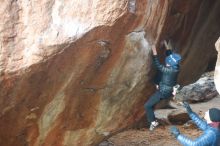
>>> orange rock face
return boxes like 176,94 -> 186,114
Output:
0,0 -> 220,145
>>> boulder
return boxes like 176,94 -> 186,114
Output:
175,72 -> 218,102
0,0 -> 220,145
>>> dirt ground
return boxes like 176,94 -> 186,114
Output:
100,125 -> 202,146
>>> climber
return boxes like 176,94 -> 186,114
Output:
170,102 -> 220,146
144,41 -> 182,131
154,40 -> 174,89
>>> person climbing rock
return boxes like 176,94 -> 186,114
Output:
170,102 -> 220,146
144,42 -> 182,131
153,40 -> 173,89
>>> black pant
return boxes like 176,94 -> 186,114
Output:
144,91 -> 168,123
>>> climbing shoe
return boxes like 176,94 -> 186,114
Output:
172,84 -> 181,95
149,121 -> 159,131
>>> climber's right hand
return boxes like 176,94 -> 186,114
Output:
151,45 -> 157,55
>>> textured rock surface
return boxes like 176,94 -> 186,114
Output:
0,0 -> 220,146
175,72 -> 218,102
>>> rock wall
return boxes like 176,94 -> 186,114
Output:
0,0 -> 220,146
215,37 -> 220,93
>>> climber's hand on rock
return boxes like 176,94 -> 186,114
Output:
163,40 -> 169,49
152,45 -> 157,55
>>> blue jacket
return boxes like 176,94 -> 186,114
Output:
154,50 -> 173,85
177,111 -> 220,146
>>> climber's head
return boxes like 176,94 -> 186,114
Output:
165,53 -> 181,68
204,108 -> 220,123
